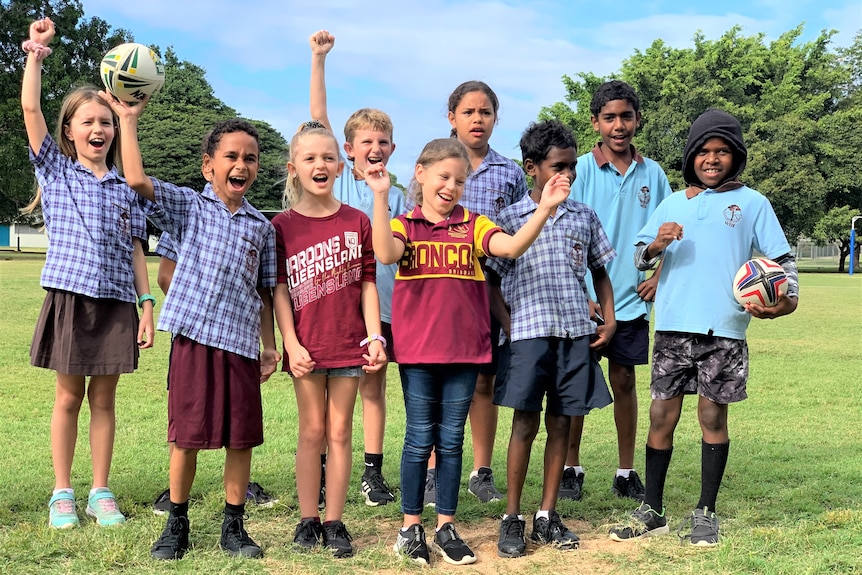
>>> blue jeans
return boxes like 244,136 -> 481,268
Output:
399,364 -> 478,516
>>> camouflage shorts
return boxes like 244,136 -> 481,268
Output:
651,332 -> 749,404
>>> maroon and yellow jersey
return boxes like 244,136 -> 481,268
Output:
391,205 -> 502,364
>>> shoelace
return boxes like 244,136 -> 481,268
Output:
53,499 -> 74,514
501,517 -> 524,538
691,511 -> 716,530
561,474 -> 580,490
96,497 -> 119,512
366,472 -> 393,493
327,522 -> 353,542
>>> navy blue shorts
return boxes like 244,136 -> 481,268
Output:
600,315 -> 650,366
494,336 -> 613,416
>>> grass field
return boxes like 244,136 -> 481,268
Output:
0,252 -> 860,574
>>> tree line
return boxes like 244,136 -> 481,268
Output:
1,1 -> 859,269
540,26 -> 862,271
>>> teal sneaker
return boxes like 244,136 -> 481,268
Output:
48,491 -> 79,529
86,488 -> 126,526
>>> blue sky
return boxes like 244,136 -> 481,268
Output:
79,0 -> 860,182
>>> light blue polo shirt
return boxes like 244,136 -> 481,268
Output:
636,185 -> 791,340
333,165 -> 407,323
572,144 -> 672,321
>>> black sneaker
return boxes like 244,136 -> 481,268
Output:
152,488 -> 171,516
293,518 -> 323,550
393,523 -> 430,565
468,466 -> 504,503
530,510 -> 579,550
423,468 -> 436,507
678,507 -> 720,547
497,515 -> 526,558
150,514 -> 190,560
220,514 -> 263,558
558,468 -> 584,501
431,522 -> 477,565
612,470 -> 645,501
323,520 -> 354,558
361,467 -> 395,507
246,482 -> 278,507
609,503 -> 670,541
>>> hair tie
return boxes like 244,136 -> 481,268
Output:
302,119 -> 326,131
22,40 -> 52,61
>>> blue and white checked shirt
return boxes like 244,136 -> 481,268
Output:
147,181 -> 276,359
487,195 -> 616,342
460,147 -> 529,219
154,231 -> 177,261
31,134 -> 146,302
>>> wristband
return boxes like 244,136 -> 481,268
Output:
360,334 -> 387,349
137,293 -> 156,308
22,40 -> 52,61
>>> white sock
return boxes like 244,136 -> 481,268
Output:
616,468 -> 634,478
53,488 -> 73,496
502,513 -> 525,521
535,510 -> 549,520
89,486 -> 107,496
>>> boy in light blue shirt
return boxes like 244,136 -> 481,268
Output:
609,108 -> 798,547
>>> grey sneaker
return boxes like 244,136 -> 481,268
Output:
558,468 -> 584,501
423,468 -> 436,507
530,510 -> 579,550
468,466 -> 504,503
497,515 -> 526,558
393,523 -> 430,565
609,503 -> 670,541
678,507 -> 720,547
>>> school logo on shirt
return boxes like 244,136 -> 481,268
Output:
723,205 -> 743,228
114,203 -> 131,236
571,242 -> 585,268
638,186 -> 651,208
246,248 -> 259,275
344,231 -> 359,249
494,196 -> 506,215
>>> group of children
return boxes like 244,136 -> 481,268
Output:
22,17 -> 799,566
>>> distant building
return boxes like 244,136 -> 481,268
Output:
0,223 -> 48,249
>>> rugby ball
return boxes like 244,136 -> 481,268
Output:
733,258 -> 788,307
100,43 -> 165,104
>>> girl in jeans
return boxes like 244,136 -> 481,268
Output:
368,138 -> 569,565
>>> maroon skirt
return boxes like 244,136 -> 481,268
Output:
30,289 -> 139,375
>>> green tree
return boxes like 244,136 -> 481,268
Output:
541,25 -> 862,248
0,0 -> 129,222
811,206 -> 862,273
139,47 -> 288,212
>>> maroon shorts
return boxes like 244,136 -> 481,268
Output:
167,335 -> 263,450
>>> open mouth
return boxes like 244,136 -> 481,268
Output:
437,192 -> 454,202
368,157 -> 382,164
228,176 -> 247,191
89,138 -> 105,150
312,174 -> 329,183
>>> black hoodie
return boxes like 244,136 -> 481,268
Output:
682,109 -> 747,188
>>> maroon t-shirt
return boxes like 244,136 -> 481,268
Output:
391,205 -> 501,364
273,204 -> 375,369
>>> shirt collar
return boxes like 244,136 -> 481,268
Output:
590,142 -> 644,169
406,204 -> 470,224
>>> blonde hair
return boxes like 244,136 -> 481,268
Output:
23,86 -> 122,214
283,124 -> 339,210
408,138 -> 471,207
343,108 -> 394,145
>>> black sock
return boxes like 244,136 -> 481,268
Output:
364,453 -> 383,469
169,500 -> 189,518
643,445 -> 673,512
224,501 -> 245,518
696,439 -> 730,513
